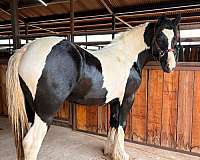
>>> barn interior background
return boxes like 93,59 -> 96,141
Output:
1,0 -> 200,157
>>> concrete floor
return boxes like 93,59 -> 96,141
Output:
0,117 -> 200,160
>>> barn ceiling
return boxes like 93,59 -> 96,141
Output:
0,0 -> 200,38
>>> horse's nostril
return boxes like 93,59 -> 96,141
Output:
166,64 -> 170,70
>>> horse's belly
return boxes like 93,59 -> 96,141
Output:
68,76 -> 108,105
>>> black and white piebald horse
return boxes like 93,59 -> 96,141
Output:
6,15 -> 181,160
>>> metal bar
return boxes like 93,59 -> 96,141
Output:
112,14 -> 116,39
115,16 -> 133,28
76,41 -> 110,46
0,29 -> 125,40
10,0 -> 21,50
85,34 -> 88,49
29,24 -> 59,34
25,23 -> 29,43
70,0 -> 74,42
181,37 -> 200,42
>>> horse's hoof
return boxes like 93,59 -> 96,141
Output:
112,151 -> 129,160
104,143 -> 110,155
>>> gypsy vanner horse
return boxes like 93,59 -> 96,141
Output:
6,15 -> 180,160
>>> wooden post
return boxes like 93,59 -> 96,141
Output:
70,0 -> 76,130
70,0 -> 74,42
10,0 -> 21,50
25,23 -> 29,43
112,14 -> 116,39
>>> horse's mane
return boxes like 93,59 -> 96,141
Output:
109,22 -> 149,46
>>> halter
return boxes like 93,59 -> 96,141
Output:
151,24 -> 175,61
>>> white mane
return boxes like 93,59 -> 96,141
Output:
100,22 -> 149,51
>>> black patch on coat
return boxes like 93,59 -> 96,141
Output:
33,40 -> 107,124
34,40 -> 82,124
68,45 -> 107,105
19,75 -> 35,123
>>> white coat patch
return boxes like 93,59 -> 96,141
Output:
19,36 -> 64,99
23,113 -> 47,160
89,23 -> 149,104
162,29 -> 174,49
162,29 -> 176,71
167,51 -> 176,71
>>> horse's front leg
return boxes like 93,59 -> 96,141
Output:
112,95 -> 135,160
104,99 -> 120,156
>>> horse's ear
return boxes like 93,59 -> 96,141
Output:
173,14 -> 181,26
157,15 -> 167,25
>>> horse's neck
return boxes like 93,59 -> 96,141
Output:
136,49 -> 154,74
97,23 -> 148,62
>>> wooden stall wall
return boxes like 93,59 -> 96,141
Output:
55,101 -> 70,122
180,46 -> 200,62
0,62 -> 70,123
0,64 -> 7,116
75,65 -> 200,155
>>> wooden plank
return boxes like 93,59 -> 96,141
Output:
0,86 -> 3,115
0,65 -> 7,115
125,111 -> 132,139
161,71 -> 179,148
56,101 -> 70,121
147,70 -> 163,145
86,106 -> 98,133
97,105 -> 108,135
191,71 -> 200,153
177,71 -> 194,151
131,69 -> 148,142
76,104 -> 87,131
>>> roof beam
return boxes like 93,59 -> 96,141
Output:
0,6 -> 58,34
115,0 -> 200,16
99,0 -> 113,14
18,0 -> 72,9
0,7 -> 24,23
99,0 -> 132,28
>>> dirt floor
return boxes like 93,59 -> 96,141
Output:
0,117 -> 200,160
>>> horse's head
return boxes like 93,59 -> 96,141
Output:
150,15 -> 181,73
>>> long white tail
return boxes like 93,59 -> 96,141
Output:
6,46 -> 29,160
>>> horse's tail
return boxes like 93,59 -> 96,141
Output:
6,45 -> 29,160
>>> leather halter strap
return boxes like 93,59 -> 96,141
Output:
151,24 -> 175,60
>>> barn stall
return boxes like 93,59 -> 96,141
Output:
1,0 -> 200,159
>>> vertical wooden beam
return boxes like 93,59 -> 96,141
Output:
70,0 -> 76,130
10,0 -> 21,50
112,14 -> 116,39
70,0 -> 74,42
25,23 -> 29,43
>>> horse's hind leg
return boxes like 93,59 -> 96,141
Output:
21,76 -> 76,160
104,99 -> 119,156
22,113 -> 48,160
